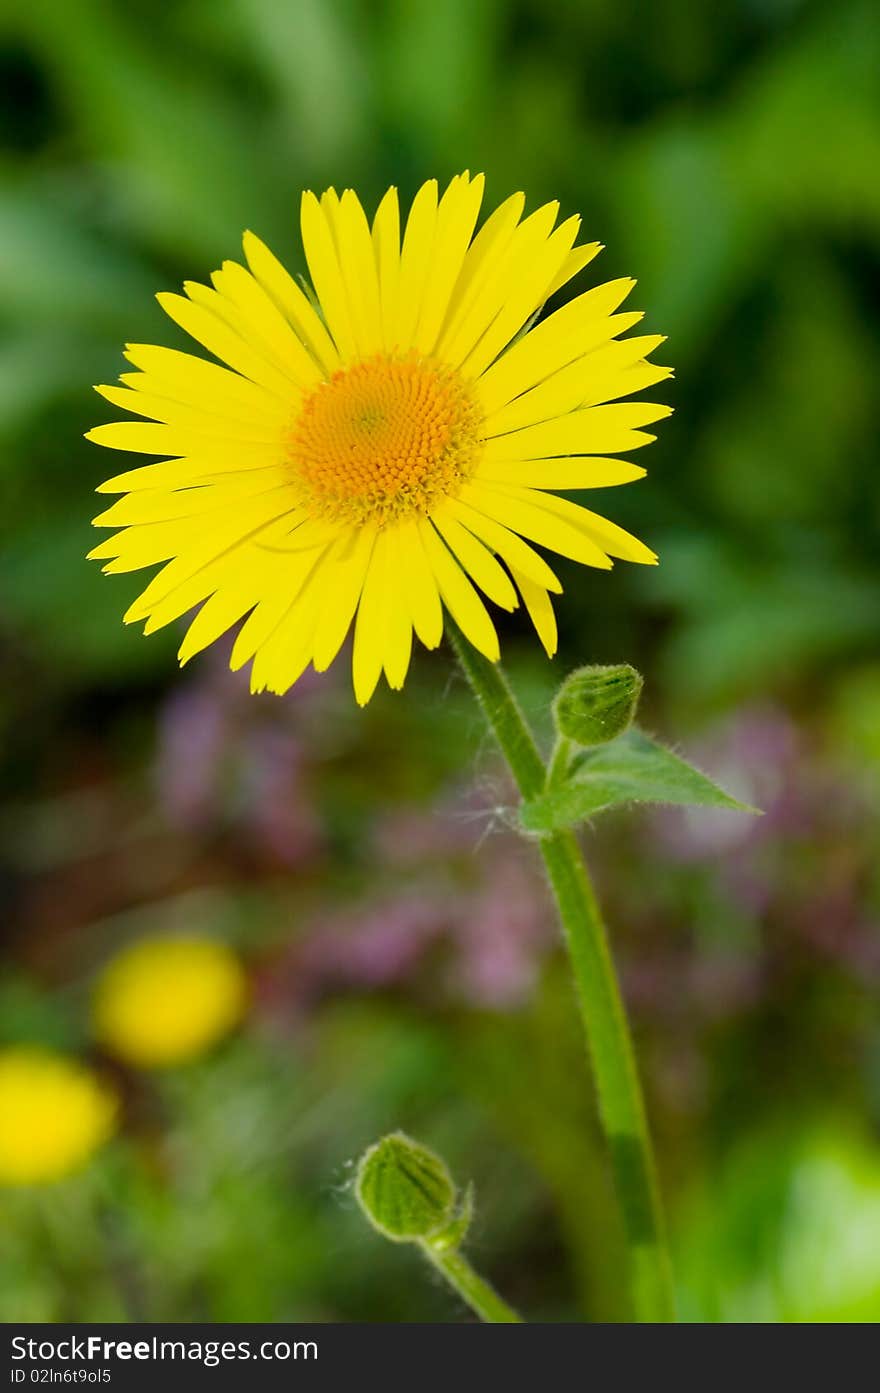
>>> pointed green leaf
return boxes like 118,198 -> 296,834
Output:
521,729 -> 758,833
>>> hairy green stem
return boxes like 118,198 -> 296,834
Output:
449,625 -> 676,1322
547,734 -> 574,787
418,1240 -> 522,1323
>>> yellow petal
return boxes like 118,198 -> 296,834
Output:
526,492 -> 657,564
352,532 -> 391,705
94,383 -> 284,442
156,292 -> 293,398
312,526 -> 377,673
412,173 -> 485,355
432,506 -> 518,611
482,334 -> 667,435
233,541 -> 331,672
371,187 -> 401,353
581,360 -> 672,408
250,602 -> 318,695
418,519 -> 500,661
118,503 -> 307,618
333,189 -> 384,357
441,496 -> 563,592
513,571 -> 558,656
139,547 -> 266,634
381,549 -> 414,689
475,309 -> 645,420
391,178 -> 439,350
441,191 -> 525,332
543,241 -> 603,300
353,523 -> 415,691
121,345 -> 285,420
89,489 -> 296,572
86,420 -> 281,463
475,279 -> 639,415
481,402 -> 672,463
177,585 -> 257,667
459,482 -> 612,569
383,608 -> 413,689
249,547 -> 340,694
392,519 -> 444,650
95,455 -> 276,495
300,190 -> 358,361
93,472 -> 289,527
458,213 -> 581,381
242,229 -> 340,375
476,457 -> 646,490
208,260 -> 322,388
438,201 -> 559,368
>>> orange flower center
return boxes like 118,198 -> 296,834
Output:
287,353 -> 481,525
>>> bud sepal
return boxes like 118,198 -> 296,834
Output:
428,1182 -> 474,1254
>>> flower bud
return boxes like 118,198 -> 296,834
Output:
355,1132 -> 456,1243
553,664 -> 643,746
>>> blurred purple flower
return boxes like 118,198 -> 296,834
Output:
649,706 -> 800,863
154,650 -> 321,866
451,851 -> 552,1008
375,785 -> 498,864
258,837 -> 552,1015
238,728 -> 321,867
155,682 -> 229,830
260,895 -> 449,1015
625,701 -> 880,1005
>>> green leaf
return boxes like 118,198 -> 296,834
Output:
521,729 -> 758,833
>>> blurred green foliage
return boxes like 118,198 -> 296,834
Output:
1,0 -> 879,1322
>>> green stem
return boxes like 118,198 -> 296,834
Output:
547,734 -> 574,787
419,1240 -> 522,1323
449,625 -> 676,1323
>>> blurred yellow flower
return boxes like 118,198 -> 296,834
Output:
0,1047 -> 116,1186
93,936 -> 248,1068
88,174 -> 670,705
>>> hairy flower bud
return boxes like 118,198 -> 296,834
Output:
553,664 -> 643,747
355,1132 -> 456,1242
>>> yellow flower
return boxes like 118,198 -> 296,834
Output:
93,936 -> 247,1069
88,174 -> 670,705
0,1047 -> 116,1186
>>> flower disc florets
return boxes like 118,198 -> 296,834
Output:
288,352 -> 481,526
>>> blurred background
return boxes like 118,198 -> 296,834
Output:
1,0 -> 879,1322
